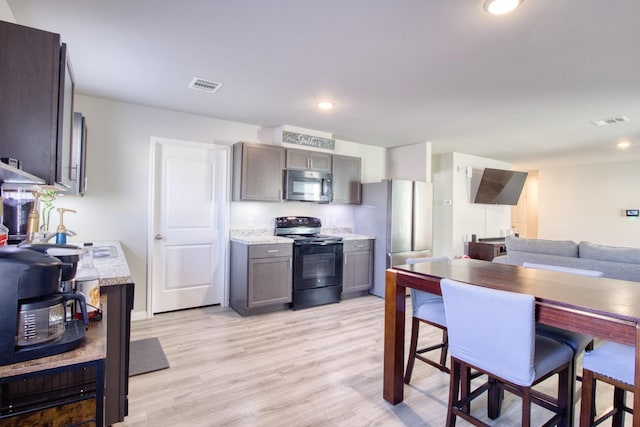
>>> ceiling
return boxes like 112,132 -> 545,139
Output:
7,0 -> 640,169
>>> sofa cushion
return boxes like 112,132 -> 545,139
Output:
496,251 -> 640,282
506,235 -> 578,258
579,241 -> 640,264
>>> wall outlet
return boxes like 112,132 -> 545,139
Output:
247,217 -> 254,227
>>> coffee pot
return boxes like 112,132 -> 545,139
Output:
0,246 -> 88,366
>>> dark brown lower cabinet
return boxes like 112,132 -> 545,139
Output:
0,396 -> 97,427
0,283 -> 134,426
102,283 -> 134,425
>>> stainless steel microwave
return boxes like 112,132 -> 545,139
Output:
284,169 -> 333,203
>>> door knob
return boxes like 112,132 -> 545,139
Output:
155,234 -> 165,240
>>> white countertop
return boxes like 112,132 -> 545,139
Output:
68,240 -> 133,286
330,233 -> 375,240
230,236 -> 294,245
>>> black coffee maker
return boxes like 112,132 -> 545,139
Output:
0,246 -> 88,366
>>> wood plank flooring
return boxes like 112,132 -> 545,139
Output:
114,295 -> 628,427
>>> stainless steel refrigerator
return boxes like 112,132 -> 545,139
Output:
354,180 -> 433,297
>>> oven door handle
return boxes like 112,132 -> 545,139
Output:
305,241 -> 341,246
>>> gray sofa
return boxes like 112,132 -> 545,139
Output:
492,235 -> 640,282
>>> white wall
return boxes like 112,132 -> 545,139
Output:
537,161 -> 640,246
433,152 -> 513,258
62,95 -> 385,317
333,139 -> 386,184
387,142 -> 432,182
0,0 -> 15,22
58,95 -> 260,316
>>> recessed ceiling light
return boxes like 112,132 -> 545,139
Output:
617,141 -> 631,149
483,0 -> 524,15
317,101 -> 335,110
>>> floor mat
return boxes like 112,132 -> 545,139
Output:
129,337 -> 170,376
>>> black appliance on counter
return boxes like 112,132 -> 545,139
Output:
275,216 -> 343,309
0,246 -> 88,366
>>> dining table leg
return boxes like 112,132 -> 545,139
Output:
383,269 -> 406,404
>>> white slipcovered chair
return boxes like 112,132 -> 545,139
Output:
404,256 -> 450,383
580,342 -> 635,426
523,264 -> 602,363
441,278 -> 574,426
523,262 -> 601,355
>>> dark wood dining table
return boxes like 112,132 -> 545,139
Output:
383,258 -> 640,426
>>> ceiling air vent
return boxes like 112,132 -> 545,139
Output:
590,116 -> 630,126
188,77 -> 223,93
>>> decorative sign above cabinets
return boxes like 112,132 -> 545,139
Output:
282,131 -> 335,150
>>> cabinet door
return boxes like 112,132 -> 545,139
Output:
233,142 -> 285,201
342,240 -> 373,294
0,21 -> 60,184
285,149 -> 310,170
332,155 -> 362,204
62,112 -> 87,195
248,256 -> 292,307
286,149 -> 332,172
55,43 -> 75,191
309,152 -> 332,172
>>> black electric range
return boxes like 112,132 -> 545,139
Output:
275,216 -> 343,309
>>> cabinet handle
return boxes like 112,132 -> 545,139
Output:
288,259 -> 292,269
355,244 -> 365,248
266,249 -> 279,253
344,254 -> 348,265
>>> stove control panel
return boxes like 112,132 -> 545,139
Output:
275,216 -> 322,228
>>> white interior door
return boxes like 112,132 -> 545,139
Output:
151,138 -> 228,314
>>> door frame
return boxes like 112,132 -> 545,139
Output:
147,136 -> 231,319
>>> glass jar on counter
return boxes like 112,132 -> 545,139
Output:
75,242 -> 102,320
1,185 -> 34,242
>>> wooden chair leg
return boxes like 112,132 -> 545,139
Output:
521,387 -> 531,427
461,364 -> 471,414
446,359 -> 460,427
404,317 -> 420,384
439,329 -> 448,368
557,360 -> 571,427
487,377 -> 504,420
579,369 -> 596,427
612,387 -> 626,427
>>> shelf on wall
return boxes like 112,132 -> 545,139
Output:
0,163 -> 46,185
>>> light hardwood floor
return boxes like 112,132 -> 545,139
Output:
114,295 -> 628,427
